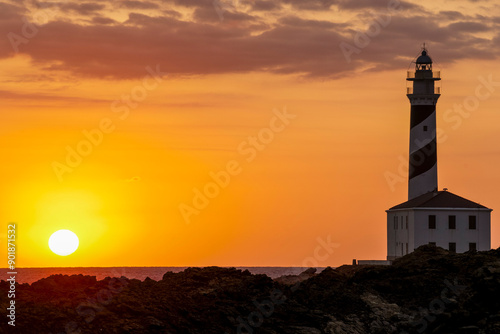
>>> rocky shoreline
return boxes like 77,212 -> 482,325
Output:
1,245 -> 500,333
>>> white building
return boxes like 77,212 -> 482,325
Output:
386,47 -> 492,261
387,191 -> 491,260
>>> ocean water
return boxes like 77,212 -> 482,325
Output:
3,267 -> 327,284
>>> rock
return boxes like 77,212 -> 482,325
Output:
459,326 -> 480,334
286,326 -> 321,333
274,268 -> 317,286
2,246 -> 500,333
324,315 -> 365,334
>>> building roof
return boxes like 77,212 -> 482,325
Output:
388,191 -> 490,210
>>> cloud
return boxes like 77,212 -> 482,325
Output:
0,89 -> 105,103
0,0 -> 499,80
279,16 -> 347,29
162,9 -> 183,19
34,2 -> 106,15
91,16 -> 116,25
446,21 -> 490,33
246,0 -> 282,11
439,10 -> 466,20
172,0 -> 214,9
281,0 -> 336,11
118,1 -> 160,10
193,6 -> 258,22
336,0 -> 420,11
62,2 -> 106,15
0,2 -> 29,58
24,13 -> 350,79
0,2 -> 24,20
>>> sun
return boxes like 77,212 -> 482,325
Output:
48,230 -> 79,256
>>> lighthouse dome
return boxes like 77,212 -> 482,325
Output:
416,50 -> 432,64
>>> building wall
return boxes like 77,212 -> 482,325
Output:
387,208 -> 491,260
413,209 -> 491,252
387,209 -> 414,260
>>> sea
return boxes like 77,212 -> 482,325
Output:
2,267 -> 327,284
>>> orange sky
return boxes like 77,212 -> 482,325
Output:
1,0 -> 500,268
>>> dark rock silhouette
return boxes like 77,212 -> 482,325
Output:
2,246 -> 500,333
274,267 -> 317,285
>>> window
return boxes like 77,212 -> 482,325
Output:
401,219 -> 403,229
429,242 -> 436,246
406,243 -> 409,255
428,215 -> 436,229
469,216 -> 477,230
449,242 -> 456,253
469,243 -> 477,251
406,219 -> 408,230
448,215 -> 456,229
394,216 -> 398,229
423,125 -> 428,131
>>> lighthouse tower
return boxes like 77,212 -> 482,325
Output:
386,47 -> 492,261
406,47 -> 440,200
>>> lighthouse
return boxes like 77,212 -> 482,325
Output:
406,47 -> 440,200
386,47 -> 492,261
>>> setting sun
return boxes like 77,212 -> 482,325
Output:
48,230 -> 79,256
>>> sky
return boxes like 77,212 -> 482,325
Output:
1,0 -> 500,268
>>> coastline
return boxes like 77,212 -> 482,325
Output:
2,245 -> 500,333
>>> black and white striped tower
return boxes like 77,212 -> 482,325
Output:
406,47 -> 441,200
